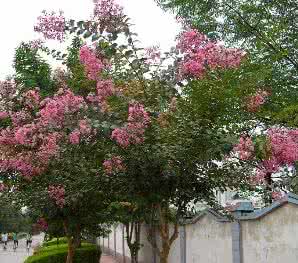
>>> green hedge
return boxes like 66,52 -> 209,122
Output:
43,237 -> 68,247
25,243 -> 101,263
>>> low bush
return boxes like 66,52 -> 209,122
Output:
42,237 -> 68,247
24,243 -> 101,263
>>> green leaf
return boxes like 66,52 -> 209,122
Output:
124,50 -> 133,57
91,34 -> 100,42
83,31 -> 92,38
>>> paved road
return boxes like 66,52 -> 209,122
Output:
0,234 -> 44,263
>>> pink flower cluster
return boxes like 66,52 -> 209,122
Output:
145,46 -> 161,64
93,0 -> 123,21
40,89 -> 85,127
0,159 -> 39,179
267,128 -> 298,166
10,111 -> 31,126
28,39 -> 45,50
103,155 -> 125,174
0,88 -> 92,178
23,89 -> 41,109
87,79 -> 116,112
38,133 -> 61,164
34,10 -> 65,41
247,90 -> 270,112
69,119 -> 92,145
0,80 -> 17,110
111,102 -> 150,147
177,29 -> 245,79
272,191 -> 286,201
236,128 -> 298,183
79,46 -> 105,81
14,124 -> 38,146
233,136 -> 254,160
48,185 -> 65,208
37,218 -> 48,231
0,183 -> 6,192
0,111 -> 9,119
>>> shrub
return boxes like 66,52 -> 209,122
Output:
43,237 -> 68,247
24,243 -> 101,263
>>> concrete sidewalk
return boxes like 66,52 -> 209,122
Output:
100,254 -> 118,263
0,234 -> 44,263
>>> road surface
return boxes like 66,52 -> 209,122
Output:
0,234 -> 44,263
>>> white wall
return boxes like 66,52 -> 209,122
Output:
186,215 -> 232,263
98,203 -> 298,263
241,203 -> 298,263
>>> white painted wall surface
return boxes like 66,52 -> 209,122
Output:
241,203 -> 298,263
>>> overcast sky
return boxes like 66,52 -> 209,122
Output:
0,0 -> 180,79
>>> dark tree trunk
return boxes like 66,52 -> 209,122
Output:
125,221 -> 142,263
63,220 -> 81,263
146,204 -> 179,263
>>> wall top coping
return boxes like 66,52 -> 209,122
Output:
183,192 -> 298,225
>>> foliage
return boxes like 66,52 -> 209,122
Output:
14,42 -> 55,96
43,237 -> 68,247
24,243 -> 101,263
156,0 -> 298,109
0,197 -> 32,233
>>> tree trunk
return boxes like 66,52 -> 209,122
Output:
125,221 -> 142,263
66,238 -> 75,263
146,204 -> 179,263
63,220 -> 81,263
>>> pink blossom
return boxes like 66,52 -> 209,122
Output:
79,45 -> 105,81
272,191 -> 286,201
34,10 -> 65,41
177,29 -> 245,79
127,103 -> 150,125
267,128 -> 298,166
48,185 -> 65,208
10,111 -> 31,126
96,79 -> 115,101
38,133 -> 61,164
29,39 -> 45,49
111,128 -> 130,148
251,168 -> 267,184
0,159 -> 39,179
233,136 -> 254,160
0,128 -> 16,145
0,111 -> 9,119
93,0 -> 123,21
0,183 -> 6,192
247,90 -> 269,112
23,89 -> 41,109
40,89 -> 85,127
177,29 -> 207,53
103,155 -> 125,174
37,218 -> 48,231
14,124 -> 37,146
0,80 -> 17,102
69,130 -> 80,144
111,102 -> 150,147
145,45 -> 161,64
78,119 -> 92,135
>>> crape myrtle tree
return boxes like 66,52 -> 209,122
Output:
0,1 -> 264,263
156,0 -> 298,203
102,21 -> 261,263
